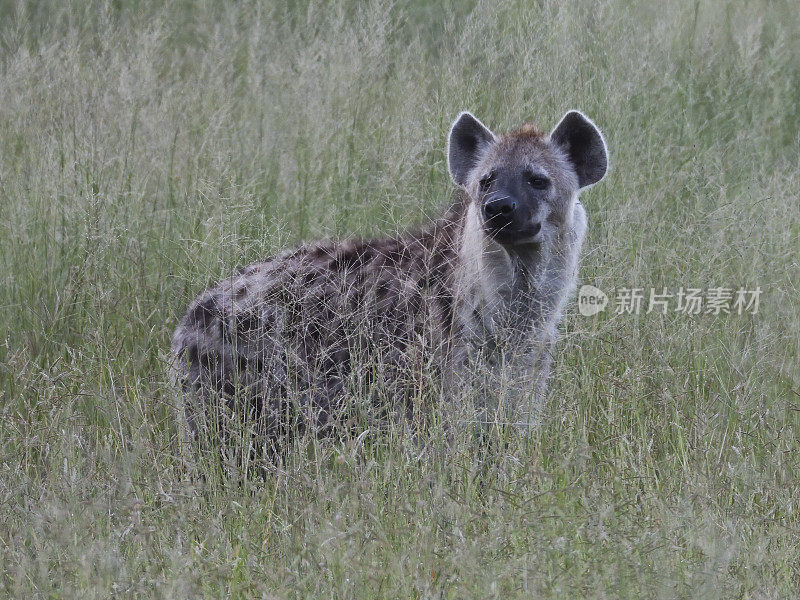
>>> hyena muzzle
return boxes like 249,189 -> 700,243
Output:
170,110 -> 607,448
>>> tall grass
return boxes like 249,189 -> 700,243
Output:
1,0 -> 799,597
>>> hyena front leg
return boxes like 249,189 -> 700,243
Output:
478,330 -> 556,431
453,346 -> 539,431
522,334 -> 556,428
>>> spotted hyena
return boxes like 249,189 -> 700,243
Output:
170,110 -> 607,446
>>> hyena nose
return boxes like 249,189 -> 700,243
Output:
483,197 -> 516,219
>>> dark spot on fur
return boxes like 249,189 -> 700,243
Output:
436,288 -> 455,338
375,279 -> 391,303
198,351 -> 236,396
309,244 -> 332,261
331,348 -> 349,364
197,351 -> 214,370
348,286 -> 365,311
237,264 -> 261,276
381,243 -> 410,267
189,296 -> 219,330
302,270 -> 321,286
352,267 -> 369,288
236,312 -> 260,334
406,288 -> 423,316
187,344 -> 199,364
222,379 -> 236,396
331,246 -> 372,272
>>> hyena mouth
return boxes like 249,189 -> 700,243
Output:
527,222 -> 542,237
512,224 -> 543,246
489,221 -> 543,246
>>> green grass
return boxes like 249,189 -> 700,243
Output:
1,0 -> 799,597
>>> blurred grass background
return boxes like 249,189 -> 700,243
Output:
1,0 -> 799,597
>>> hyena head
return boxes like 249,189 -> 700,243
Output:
448,110 -> 608,247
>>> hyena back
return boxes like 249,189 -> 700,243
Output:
170,110 -> 608,444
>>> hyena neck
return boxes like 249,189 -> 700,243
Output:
457,202 -> 548,295
452,202 -> 555,344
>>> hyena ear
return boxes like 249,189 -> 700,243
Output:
550,110 -> 608,188
447,111 -> 496,187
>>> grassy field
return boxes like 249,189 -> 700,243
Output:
1,0 -> 799,597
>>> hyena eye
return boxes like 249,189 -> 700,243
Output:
525,171 -> 550,189
479,171 -> 496,191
